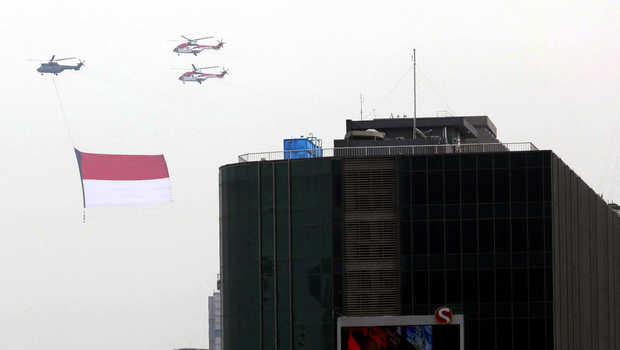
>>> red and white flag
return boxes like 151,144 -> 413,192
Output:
74,149 -> 172,207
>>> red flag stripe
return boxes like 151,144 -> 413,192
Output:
78,151 -> 169,180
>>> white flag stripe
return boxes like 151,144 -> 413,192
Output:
82,178 -> 172,207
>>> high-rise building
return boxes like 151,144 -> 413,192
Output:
219,116 -> 620,350
209,275 -> 223,350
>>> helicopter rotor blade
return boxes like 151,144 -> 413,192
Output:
195,36 -> 214,41
199,66 -> 219,70
192,64 -> 198,71
54,57 -> 76,62
50,55 -> 55,62
181,35 -> 192,42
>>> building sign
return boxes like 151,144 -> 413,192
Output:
434,306 -> 453,325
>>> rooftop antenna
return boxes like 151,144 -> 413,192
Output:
360,93 -> 364,120
412,49 -> 417,141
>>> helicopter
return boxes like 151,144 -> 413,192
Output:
178,65 -> 228,84
172,35 -> 226,56
34,55 -> 84,75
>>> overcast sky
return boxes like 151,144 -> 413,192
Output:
1,0 -> 619,349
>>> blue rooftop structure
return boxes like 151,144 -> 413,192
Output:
283,135 -> 323,159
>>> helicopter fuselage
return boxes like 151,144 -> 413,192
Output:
37,62 -> 83,75
178,71 -> 227,84
173,43 -> 224,56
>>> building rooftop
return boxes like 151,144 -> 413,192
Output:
236,115 -> 538,162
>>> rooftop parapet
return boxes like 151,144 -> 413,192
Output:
237,142 -> 538,163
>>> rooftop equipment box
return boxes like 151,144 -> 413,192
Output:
283,137 -> 323,159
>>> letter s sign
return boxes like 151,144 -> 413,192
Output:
434,306 -> 453,325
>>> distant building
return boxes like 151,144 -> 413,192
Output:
209,275 -> 222,350
610,203 -> 620,216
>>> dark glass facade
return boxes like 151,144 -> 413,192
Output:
220,150 -> 620,350
396,151 -> 553,350
220,159 -> 342,350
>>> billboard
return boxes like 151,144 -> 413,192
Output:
343,325 -> 432,350
338,315 -> 463,350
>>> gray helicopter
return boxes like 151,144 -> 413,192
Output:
34,55 -> 84,75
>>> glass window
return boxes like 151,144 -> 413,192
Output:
479,320 -> 495,349
528,167 -> 544,201
413,271 -> 428,304
511,169 -> 527,202
462,171 -> 476,203
528,218 -> 545,251
461,154 -> 476,170
496,320 -> 513,349
429,221 -> 444,254
478,154 -> 493,169
445,155 -> 460,170
463,271 -> 477,302
512,219 -> 527,252
430,271 -> 445,304
511,152 -> 527,169
479,169 -> 493,202
514,319 -> 529,348
479,220 -> 494,253
496,269 -> 511,302
545,318 -> 553,350
479,270 -> 494,302
465,319 -> 479,350
462,204 -> 477,219
413,222 -> 427,254
480,203 -> 494,219
428,156 -> 444,170
462,220 -> 477,253
513,269 -> 528,302
428,172 -> 444,204
445,221 -> 460,254
495,169 -> 510,202
412,156 -> 427,171
495,219 -> 510,252
527,151 -> 544,168
495,153 -> 509,169
291,159 -> 334,347
446,271 -> 461,303
445,171 -> 460,203
413,172 -> 427,205
429,205 -> 443,220
530,268 -> 545,301
530,319 -> 546,350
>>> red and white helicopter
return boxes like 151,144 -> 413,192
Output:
172,35 -> 226,56
178,64 -> 228,84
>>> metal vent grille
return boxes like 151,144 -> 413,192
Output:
343,158 -> 401,316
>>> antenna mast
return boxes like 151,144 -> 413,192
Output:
412,49 -> 417,141
360,93 -> 364,120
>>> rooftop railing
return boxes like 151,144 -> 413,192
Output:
237,142 -> 538,163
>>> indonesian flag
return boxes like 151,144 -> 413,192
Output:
74,149 -> 172,207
